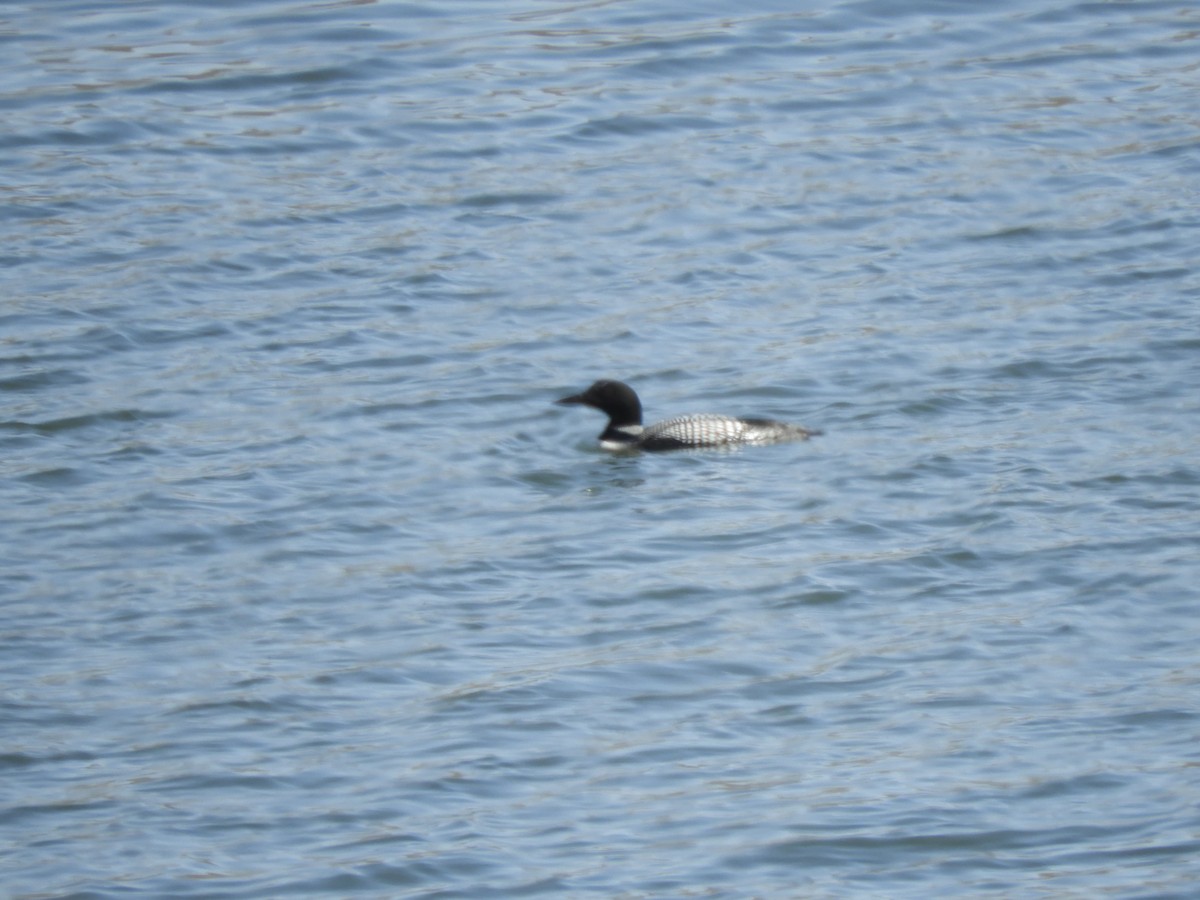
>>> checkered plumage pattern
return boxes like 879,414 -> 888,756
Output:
639,414 -> 815,450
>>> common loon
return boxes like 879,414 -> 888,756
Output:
556,379 -> 819,451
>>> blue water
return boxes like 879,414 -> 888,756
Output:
3,0 -> 1200,897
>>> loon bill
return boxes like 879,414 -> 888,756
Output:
556,379 -> 820,451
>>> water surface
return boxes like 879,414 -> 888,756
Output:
3,0 -> 1199,897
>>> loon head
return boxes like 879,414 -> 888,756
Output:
556,379 -> 644,429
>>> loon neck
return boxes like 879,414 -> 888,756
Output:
599,422 -> 643,448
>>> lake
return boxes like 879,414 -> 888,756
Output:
3,0 -> 1199,897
